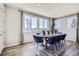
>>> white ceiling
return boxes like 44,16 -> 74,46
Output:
5,3 -> 79,18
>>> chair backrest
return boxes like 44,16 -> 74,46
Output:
48,36 -> 57,45
33,35 -> 43,43
57,32 -> 62,34
47,31 -> 50,35
42,31 -> 45,35
61,34 -> 66,40
36,33 -> 40,35
55,35 -> 62,42
51,31 -> 53,34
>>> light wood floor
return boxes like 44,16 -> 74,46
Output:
1,41 -> 79,56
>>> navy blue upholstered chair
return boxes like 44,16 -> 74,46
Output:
61,34 -> 66,40
48,36 -> 56,45
56,34 -> 66,48
55,35 -> 63,49
42,31 -> 46,35
33,35 -> 43,49
36,33 -> 40,35
57,32 -> 62,34
47,31 -> 50,35
61,34 -> 66,44
48,36 -> 58,53
51,31 -> 53,34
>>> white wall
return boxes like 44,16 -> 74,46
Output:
23,31 -> 36,43
4,5 -> 77,48
55,15 -> 77,41
4,6 -> 51,46
5,6 -> 21,47
23,13 -> 50,43
0,4 -> 5,54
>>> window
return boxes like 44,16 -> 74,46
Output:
23,15 -> 49,32
44,19 -> 48,29
31,17 -> 37,29
39,18 -> 48,29
39,18 -> 44,29
54,20 -> 61,29
67,17 -> 74,28
24,16 -> 38,32
24,16 -> 31,32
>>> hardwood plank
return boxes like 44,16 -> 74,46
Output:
1,41 -> 79,56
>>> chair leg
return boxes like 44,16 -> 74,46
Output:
51,45 -> 54,55
62,40 -> 66,45
33,41 -> 36,49
45,38 -> 48,49
60,42 -> 62,48
59,41 -> 62,47
37,43 -> 38,50
55,43 -> 58,51
63,40 -> 66,48
37,43 -> 40,55
60,41 -> 63,47
58,42 -> 61,49
62,40 -> 64,47
64,40 -> 66,45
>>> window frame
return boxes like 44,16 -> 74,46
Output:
39,18 -> 48,29
54,19 -> 61,29
23,14 -> 49,32
31,16 -> 38,30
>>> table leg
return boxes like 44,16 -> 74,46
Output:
45,37 -> 48,49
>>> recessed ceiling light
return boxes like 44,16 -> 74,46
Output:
38,4 -> 41,6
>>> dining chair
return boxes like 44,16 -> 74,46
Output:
54,30 -> 58,34
36,32 -> 40,35
61,34 -> 66,45
42,31 -> 46,35
55,35 -> 63,50
51,31 -> 53,34
47,36 -> 58,54
57,32 -> 62,34
33,35 -> 43,55
47,31 -> 50,35
33,35 -> 43,49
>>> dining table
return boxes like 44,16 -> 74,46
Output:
34,33 -> 62,49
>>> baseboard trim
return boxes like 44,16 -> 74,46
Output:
66,40 -> 75,43
4,41 -> 33,49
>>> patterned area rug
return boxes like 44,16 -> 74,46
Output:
29,41 -> 72,56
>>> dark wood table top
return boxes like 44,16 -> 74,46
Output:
33,34 -> 62,38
